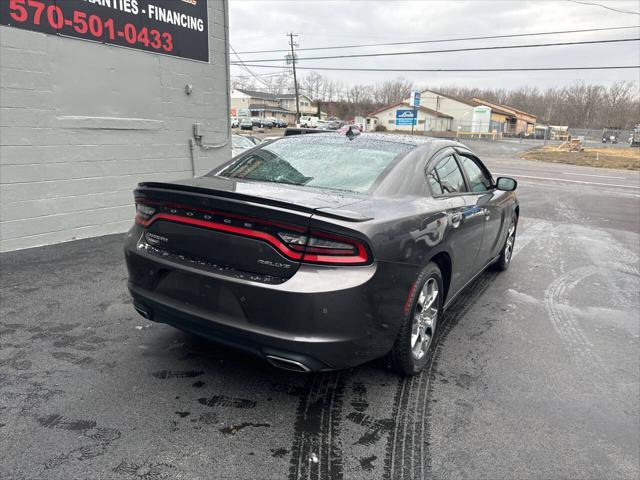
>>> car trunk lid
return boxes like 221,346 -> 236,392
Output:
134,177 -> 367,279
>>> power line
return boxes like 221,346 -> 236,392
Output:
230,71 -> 285,79
230,37 -> 640,63
229,44 -> 275,88
236,64 -> 640,73
566,0 -> 640,16
234,25 -> 640,54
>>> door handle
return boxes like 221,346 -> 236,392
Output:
450,212 -> 462,228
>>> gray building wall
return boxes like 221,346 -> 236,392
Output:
0,0 -> 231,252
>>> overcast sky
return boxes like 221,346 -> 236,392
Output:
228,0 -> 640,91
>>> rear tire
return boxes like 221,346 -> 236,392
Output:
493,215 -> 517,271
386,262 -> 443,376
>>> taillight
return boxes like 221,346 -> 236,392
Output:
135,203 -> 156,223
278,230 -> 370,265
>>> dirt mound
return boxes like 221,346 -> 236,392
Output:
520,146 -> 639,170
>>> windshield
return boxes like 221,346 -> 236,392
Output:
213,135 -> 413,193
232,135 -> 255,149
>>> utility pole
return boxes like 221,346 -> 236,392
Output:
411,104 -> 416,136
288,33 -> 301,124
436,95 -> 441,133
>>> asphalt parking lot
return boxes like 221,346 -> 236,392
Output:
1,140 -> 639,480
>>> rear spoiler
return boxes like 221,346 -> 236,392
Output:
136,182 -> 372,222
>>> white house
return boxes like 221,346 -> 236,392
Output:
409,90 -> 476,132
368,102 -> 453,132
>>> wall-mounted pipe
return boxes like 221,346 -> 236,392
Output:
188,138 -> 196,177
193,0 -> 231,152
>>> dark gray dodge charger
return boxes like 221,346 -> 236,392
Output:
125,133 -> 518,375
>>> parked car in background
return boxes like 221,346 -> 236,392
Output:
316,120 -> 328,130
231,134 -> 256,157
630,124 -> 640,147
327,120 -> 342,130
265,117 -> 287,128
126,133 -> 519,376
601,129 -> 618,144
230,118 -> 239,128
251,117 -> 273,129
240,118 -> 253,131
299,116 -> 319,128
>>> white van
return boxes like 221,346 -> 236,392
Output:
299,116 -> 319,128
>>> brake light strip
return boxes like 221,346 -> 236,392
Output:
136,213 -> 304,260
136,213 -> 369,265
135,198 -> 306,232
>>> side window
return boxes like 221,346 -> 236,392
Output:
427,169 -> 443,195
428,155 -> 467,195
459,155 -> 493,192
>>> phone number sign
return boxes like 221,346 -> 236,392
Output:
0,0 -> 209,62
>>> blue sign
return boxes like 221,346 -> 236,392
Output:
410,91 -> 421,107
396,109 -> 416,125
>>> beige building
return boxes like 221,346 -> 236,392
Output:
471,98 -> 537,136
277,93 -> 317,116
230,89 -> 289,122
230,89 -> 319,124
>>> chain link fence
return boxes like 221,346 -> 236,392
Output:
568,128 -> 634,145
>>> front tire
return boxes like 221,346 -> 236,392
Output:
386,262 -> 443,376
493,216 -> 517,271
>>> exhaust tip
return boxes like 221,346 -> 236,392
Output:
266,355 -> 311,373
133,304 -> 153,320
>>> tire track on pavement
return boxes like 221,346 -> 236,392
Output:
543,222 -> 639,383
544,266 -> 604,372
288,371 -> 349,480
383,271 -> 497,479
382,217 -> 544,480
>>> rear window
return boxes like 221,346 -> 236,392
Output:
213,136 -> 413,193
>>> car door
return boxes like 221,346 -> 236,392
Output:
426,149 -> 485,294
456,151 -> 507,268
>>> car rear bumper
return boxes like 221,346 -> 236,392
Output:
124,228 -> 415,371
128,283 -> 354,371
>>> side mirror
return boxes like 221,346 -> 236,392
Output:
496,176 -> 517,191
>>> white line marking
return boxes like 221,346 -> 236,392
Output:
493,173 -> 640,189
562,172 -> 626,179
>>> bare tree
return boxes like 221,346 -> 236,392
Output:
242,69 -> 639,127
230,76 -> 258,91
371,77 -> 414,105
433,81 -> 638,128
602,80 -> 637,128
300,71 -> 324,100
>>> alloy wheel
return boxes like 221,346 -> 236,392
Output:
504,223 -> 516,263
411,278 -> 439,359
